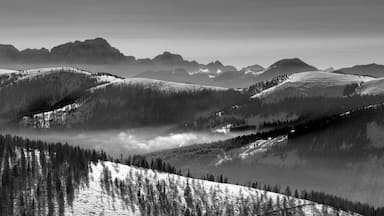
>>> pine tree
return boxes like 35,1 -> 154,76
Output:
285,186 -> 291,197
294,189 -> 299,198
184,180 -> 193,209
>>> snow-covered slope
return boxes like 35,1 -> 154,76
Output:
0,66 -> 122,85
20,67 -> 125,84
20,67 -> 91,79
66,161 -> 360,216
357,78 -> 384,95
0,69 -> 22,86
95,77 -> 228,92
0,69 -> 18,75
252,71 -> 375,101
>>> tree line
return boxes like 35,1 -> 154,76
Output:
193,93 -> 384,131
248,182 -> 384,216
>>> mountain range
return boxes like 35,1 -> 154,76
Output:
0,38 -> 128,64
2,38 -> 383,88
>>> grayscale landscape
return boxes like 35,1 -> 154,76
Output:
0,0 -> 384,215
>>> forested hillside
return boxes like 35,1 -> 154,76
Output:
0,134 -> 371,216
69,83 -> 245,128
192,93 -> 384,131
0,134 -> 107,215
0,68 -> 100,120
148,103 -> 384,209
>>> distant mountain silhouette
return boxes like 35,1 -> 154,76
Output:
256,58 -> 318,81
50,38 -> 130,64
19,48 -> 50,62
0,38 -> 130,64
135,58 -> 316,88
335,63 -> 384,78
152,51 -> 188,65
0,44 -> 19,60
0,38 -> 243,85
0,38 -> 222,68
5,38 -> 374,89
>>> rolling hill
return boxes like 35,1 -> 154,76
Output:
0,67 -> 247,129
254,58 -> 318,81
252,71 -> 375,101
335,63 -> 384,78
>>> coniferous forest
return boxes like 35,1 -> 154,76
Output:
1,133 -> 384,216
0,134 -> 106,216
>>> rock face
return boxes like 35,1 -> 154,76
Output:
19,48 -> 50,62
50,38 -> 127,64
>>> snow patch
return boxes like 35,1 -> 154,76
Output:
252,71 -> 375,100
21,103 -> 82,128
239,136 -> 288,159
357,78 -> 384,96
93,74 -> 124,84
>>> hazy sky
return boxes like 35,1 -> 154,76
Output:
1,0 -> 383,68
